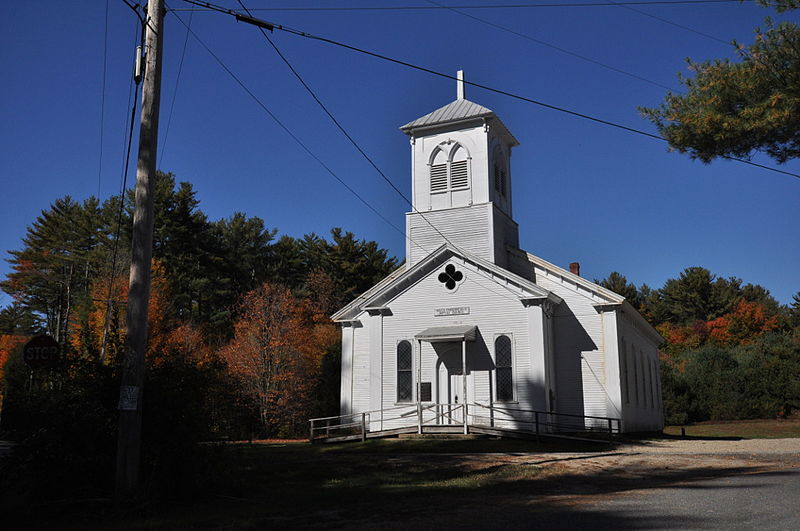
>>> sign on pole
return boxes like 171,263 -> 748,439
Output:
23,335 -> 61,369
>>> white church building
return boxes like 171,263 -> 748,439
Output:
330,74 -> 664,437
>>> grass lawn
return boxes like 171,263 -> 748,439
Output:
10,422 -> 798,529
132,437 -> 600,529
663,418 -> 800,439
10,436 -> 605,529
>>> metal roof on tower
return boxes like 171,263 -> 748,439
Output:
400,98 -> 495,132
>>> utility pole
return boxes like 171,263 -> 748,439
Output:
115,0 -> 164,502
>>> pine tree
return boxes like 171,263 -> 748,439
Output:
641,9 -> 800,164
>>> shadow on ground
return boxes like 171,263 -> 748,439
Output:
4,439 -> 793,530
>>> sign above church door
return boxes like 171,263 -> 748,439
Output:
434,306 -> 470,317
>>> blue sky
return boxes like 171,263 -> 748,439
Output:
1,1 -> 798,307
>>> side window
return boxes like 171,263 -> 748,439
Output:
430,149 -> 448,193
493,146 -> 506,197
397,341 -> 413,403
621,337 -> 629,405
495,335 -> 514,402
641,348 -> 648,408
649,357 -> 656,409
631,344 -> 639,407
450,145 -> 469,189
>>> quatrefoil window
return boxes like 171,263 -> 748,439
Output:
438,264 -> 463,290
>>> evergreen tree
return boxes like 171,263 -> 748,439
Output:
641,10 -> 800,164
597,271 -> 640,307
790,291 -> 800,328
317,228 -> 398,309
206,212 -> 277,339
654,267 -> 741,324
266,235 -> 307,291
2,196 -> 106,342
740,283 -> 783,318
0,302 -> 43,335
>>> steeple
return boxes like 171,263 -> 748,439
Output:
400,72 -> 521,270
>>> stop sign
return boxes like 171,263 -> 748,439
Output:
23,335 -> 61,369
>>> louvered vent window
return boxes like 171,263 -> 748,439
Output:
494,165 -> 506,196
430,164 -> 448,193
495,335 -> 513,402
397,340 -> 413,403
450,160 -> 469,189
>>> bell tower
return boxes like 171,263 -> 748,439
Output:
400,71 -> 521,271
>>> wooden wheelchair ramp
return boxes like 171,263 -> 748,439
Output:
309,403 -> 620,444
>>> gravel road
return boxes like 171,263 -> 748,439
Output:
617,437 -> 800,456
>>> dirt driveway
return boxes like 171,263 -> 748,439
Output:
353,438 -> 800,530
469,437 -> 800,499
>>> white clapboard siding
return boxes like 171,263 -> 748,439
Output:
532,265 -> 609,421
492,207 -> 520,271
339,326 -> 354,416
617,311 -> 664,431
406,203 -> 492,266
376,258 -> 533,429
350,323 -> 371,415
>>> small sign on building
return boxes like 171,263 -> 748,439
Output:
434,306 -> 470,317
419,382 -> 432,402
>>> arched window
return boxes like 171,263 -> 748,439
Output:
429,144 -> 470,194
495,335 -> 513,402
397,341 -> 413,403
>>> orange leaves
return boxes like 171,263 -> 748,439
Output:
221,282 -> 333,434
660,299 -> 779,352
0,334 -> 27,380
712,299 -> 779,346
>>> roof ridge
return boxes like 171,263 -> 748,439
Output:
400,98 -> 495,132
523,250 -> 624,303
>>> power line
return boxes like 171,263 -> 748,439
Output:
159,5 -> 195,165
426,0 -> 676,91
171,4 -> 529,305
234,0 -> 546,305
187,0 -> 800,180
120,0 -> 145,22
607,0 -> 791,87
604,0 -> 731,45
100,12 -> 146,359
166,5 -> 420,255
172,0 -> 752,11
234,0 -> 413,218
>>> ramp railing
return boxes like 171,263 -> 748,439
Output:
469,402 -> 621,442
309,404 -> 418,442
310,402 -> 621,443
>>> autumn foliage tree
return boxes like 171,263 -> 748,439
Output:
222,282 -> 333,436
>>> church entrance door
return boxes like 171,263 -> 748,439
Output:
435,341 -> 466,425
